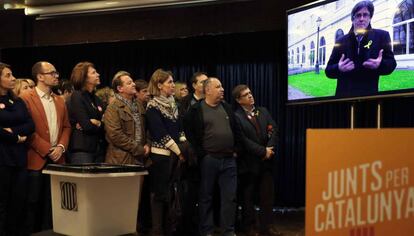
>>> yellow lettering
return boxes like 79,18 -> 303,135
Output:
371,161 -> 382,191
380,191 -> 392,222
345,198 -> 355,227
359,163 -> 370,193
322,172 -> 332,201
325,202 -> 336,230
405,187 -> 414,218
393,189 -> 405,220
314,204 -> 325,232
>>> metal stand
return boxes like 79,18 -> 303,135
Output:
350,103 -> 355,129
350,101 -> 382,129
377,101 -> 382,129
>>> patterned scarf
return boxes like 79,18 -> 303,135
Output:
148,95 -> 178,120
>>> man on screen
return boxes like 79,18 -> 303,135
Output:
325,0 -> 396,98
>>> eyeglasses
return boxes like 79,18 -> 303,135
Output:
354,13 -> 370,19
41,71 -> 59,77
239,91 -> 252,98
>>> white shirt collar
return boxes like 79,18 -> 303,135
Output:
35,86 -> 53,99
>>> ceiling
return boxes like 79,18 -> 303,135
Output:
2,0 -> 240,17
2,0 -> 101,6
24,0 -> 92,6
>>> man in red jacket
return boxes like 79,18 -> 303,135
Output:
21,61 -> 71,234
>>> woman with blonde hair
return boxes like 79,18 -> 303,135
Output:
95,86 -> 115,108
13,78 -> 32,96
174,81 -> 188,111
146,69 -> 187,235
174,81 -> 188,100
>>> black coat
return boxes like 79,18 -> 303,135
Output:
183,101 -> 242,160
325,27 -> 396,97
69,90 -> 105,153
178,93 -> 200,120
234,106 -> 278,174
0,94 -> 35,167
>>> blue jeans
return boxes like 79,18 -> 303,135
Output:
199,154 -> 237,236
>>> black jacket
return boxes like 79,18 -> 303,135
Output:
234,106 -> 278,174
0,94 -> 35,167
178,93 -> 201,120
183,101 -> 242,160
69,90 -> 105,153
326,27 -> 396,97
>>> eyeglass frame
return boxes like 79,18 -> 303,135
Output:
239,91 -> 252,98
40,71 -> 60,77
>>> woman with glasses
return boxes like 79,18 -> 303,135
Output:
68,62 -> 105,163
0,63 -> 35,236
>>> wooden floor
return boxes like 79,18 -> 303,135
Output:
269,209 -> 304,236
33,208 -> 305,236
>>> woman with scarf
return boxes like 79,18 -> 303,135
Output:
146,69 -> 186,236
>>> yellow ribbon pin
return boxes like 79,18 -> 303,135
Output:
364,40 -> 372,49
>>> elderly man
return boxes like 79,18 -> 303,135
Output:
184,77 -> 241,236
104,71 -> 150,164
325,0 -> 396,97
21,61 -> 71,233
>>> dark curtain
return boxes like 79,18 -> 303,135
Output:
2,31 -> 414,207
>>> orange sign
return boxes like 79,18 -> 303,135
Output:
306,129 -> 414,236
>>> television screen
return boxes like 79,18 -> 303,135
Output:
287,0 -> 414,103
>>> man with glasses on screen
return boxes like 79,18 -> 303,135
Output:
325,0 -> 396,98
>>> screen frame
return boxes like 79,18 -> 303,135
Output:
285,0 -> 414,105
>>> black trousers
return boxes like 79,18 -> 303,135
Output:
180,179 -> 200,236
26,170 -> 52,234
137,174 -> 152,233
239,170 -> 274,232
0,166 -> 28,236
149,154 -> 173,235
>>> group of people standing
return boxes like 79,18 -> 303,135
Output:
0,60 -> 279,236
